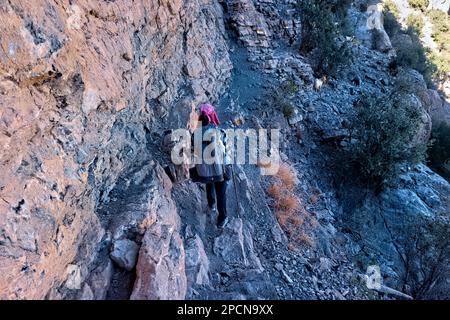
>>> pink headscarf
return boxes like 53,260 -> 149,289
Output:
199,103 -> 220,127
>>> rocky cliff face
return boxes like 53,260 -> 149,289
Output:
0,0 -> 230,299
1,0 -> 449,300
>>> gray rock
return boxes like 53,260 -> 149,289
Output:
79,284 -> 94,300
345,163 -> 450,294
271,223 -> 285,243
381,188 -> 432,217
281,270 -> 294,284
87,259 -> 113,300
110,239 -> 139,271
288,109 -> 303,126
275,263 -> 284,271
428,89 -> 450,127
65,264 -> 82,290
350,6 -> 392,52
185,234 -> 210,288
130,181 -> 187,300
214,218 -> 263,272
415,186 -> 441,208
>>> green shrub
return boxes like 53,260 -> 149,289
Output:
428,9 -> 450,52
281,102 -> 296,118
350,93 -> 427,185
406,13 -> 425,36
394,36 -> 424,69
273,80 -> 298,118
427,51 -> 450,82
428,9 -> 450,33
383,1 -> 401,37
297,0 -> 352,76
400,213 -> 450,299
392,33 -> 436,87
385,0 -> 400,18
433,31 -> 450,52
428,122 -> 450,180
408,0 -> 429,12
383,3 -> 448,91
384,11 -> 400,37
371,29 -> 383,50
433,32 -> 450,52
425,9 -> 450,85
280,80 -> 299,96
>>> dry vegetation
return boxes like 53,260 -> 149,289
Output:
267,163 -> 316,248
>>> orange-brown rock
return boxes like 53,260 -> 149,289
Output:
0,0 -> 231,299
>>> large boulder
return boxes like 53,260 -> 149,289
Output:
372,28 -> 394,52
394,69 -> 433,145
394,69 -> 431,109
213,218 -> 264,272
185,233 -> 210,289
131,231 -> 186,300
85,259 -> 113,300
226,0 -> 272,49
395,93 -> 433,146
130,165 -> 187,300
345,164 -> 450,296
428,89 -> 450,128
350,5 -> 393,52
110,239 -> 139,271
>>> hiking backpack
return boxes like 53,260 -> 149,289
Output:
191,125 -> 230,183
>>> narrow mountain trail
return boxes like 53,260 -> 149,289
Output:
79,40 -> 285,300
169,41 -> 371,300
167,41 -> 290,299
2,0 -> 449,301
81,38 -> 374,300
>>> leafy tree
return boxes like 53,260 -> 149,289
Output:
350,92 -> 427,185
408,0 -> 430,12
383,1 -> 401,37
406,13 -> 425,37
297,0 -> 353,76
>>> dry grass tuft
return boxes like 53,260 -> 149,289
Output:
276,194 -> 300,213
290,215 -> 305,228
277,164 -> 296,191
266,162 -> 316,248
268,183 -> 282,200
293,234 -> 314,247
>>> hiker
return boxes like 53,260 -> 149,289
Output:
190,103 -> 231,228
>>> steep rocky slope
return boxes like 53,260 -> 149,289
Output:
0,0 -> 449,300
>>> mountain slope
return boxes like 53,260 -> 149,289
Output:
0,0 -> 449,300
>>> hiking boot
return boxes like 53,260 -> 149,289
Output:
217,216 -> 228,229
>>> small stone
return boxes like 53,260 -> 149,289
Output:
65,264 -> 82,290
288,109 -> 303,126
281,270 -> 293,284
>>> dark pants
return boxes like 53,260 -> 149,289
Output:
206,180 -> 228,221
